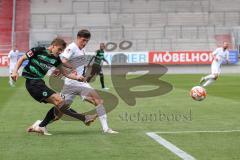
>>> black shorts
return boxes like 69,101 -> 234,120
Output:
25,78 -> 55,103
90,63 -> 103,75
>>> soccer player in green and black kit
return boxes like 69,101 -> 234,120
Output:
11,38 -> 97,135
86,43 -> 109,89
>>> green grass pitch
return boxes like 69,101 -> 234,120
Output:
0,74 -> 240,160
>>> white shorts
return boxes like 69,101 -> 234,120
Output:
211,60 -> 221,75
61,82 -> 94,105
9,66 -> 15,74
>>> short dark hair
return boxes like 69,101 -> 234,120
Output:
77,29 -> 91,39
51,38 -> 67,49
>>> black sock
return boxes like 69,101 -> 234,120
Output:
59,102 -> 86,122
100,74 -> 105,88
69,108 -> 77,113
39,107 -> 55,127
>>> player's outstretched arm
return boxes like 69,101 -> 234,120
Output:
11,54 -> 27,81
103,58 -> 109,64
59,65 -> 85,82
61,57 -> 74,70
87,55 -> 95,67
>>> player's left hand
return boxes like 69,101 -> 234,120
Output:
11,72 -> 19,82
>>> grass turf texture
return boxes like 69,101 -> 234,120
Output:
0,74 -> 240,160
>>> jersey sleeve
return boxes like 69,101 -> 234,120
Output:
212,48 -> 219,56
8,51 -> 12,58
61,47 -> 75,60
55,57 -> 63,67
25,47 -> 43,59
96,50 -> 100,55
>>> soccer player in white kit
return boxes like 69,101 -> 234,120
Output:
8,47 -> 19,87
200,42 -> 230,87
35,30 -> 118,134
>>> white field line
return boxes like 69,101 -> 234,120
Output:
146,132 -> 196,160
146,130 -> 240,159
154,129 -> 240,134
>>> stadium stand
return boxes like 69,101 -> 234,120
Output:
28,0 -> 240,52
0,0 -> 240,53
15,0 -> 30,52
0,0 -> 13,54
0,0 -> 29,54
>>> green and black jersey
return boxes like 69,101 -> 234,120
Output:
93,49 -> 106,66
22,47 -> 62,79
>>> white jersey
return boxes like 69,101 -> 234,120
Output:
8,50 -> 19,73
60,42 -> 88,85
8,50 -> 18,66
212,47 -> 229,64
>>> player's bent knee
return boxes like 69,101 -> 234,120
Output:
94,98 -> 104,106
51,94 -> 64,107
46,93 -> 61,105
55,99 -> 64,107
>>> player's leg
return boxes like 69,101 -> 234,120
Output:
86,64 -> 99,82
25,78 -> 54,135
202,62 -> 220,87
38,107 -> 61,127
28,93 -> 65,135
9,75 -> 14,86
38,90 -> 78,128
39,83 -> 99,130
202,74 -> 216,81
31,93 -> 96,135
46,93 -> 97,124
82,84 -> 118,133
39,92 -> 71,128
200,74 -> 215,85
203,73 -> 219,87
37,107 -> 79,132
26,80 -> 96,135
200,61 -> 216,85
9,67 -> 15,87
99,69 -> 108,89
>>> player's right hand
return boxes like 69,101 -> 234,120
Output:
11,72 -> 19,82
71,69 -> 77,76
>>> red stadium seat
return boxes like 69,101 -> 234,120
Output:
0,0 -> 29,54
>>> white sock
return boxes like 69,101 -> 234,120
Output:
203,78 -> 215,87
96,104 -> 109,131
9,75 -> 13,85
204,74 -> 215,81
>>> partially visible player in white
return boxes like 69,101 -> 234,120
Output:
200,42 -> 230,87
61,30 -> 118,134
8,47 -> 19,87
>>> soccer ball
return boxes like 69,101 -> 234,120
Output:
190,86 -> 207,101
